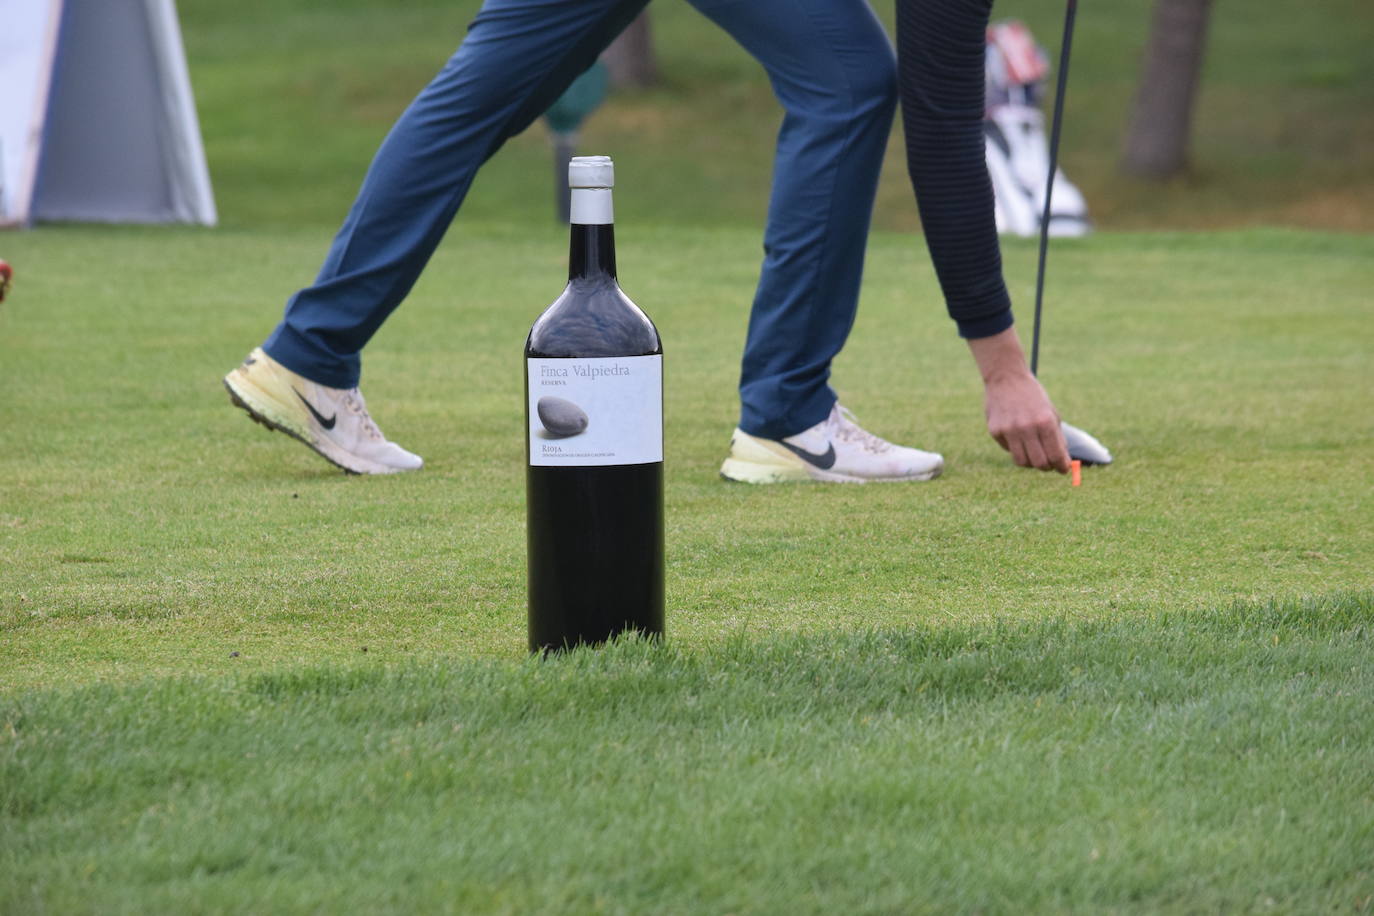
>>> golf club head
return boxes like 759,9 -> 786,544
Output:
1061,420 -> 1112,466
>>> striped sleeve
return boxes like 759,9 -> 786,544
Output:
896,0 -> 1014,338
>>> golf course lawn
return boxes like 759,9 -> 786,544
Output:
1,224 -> 1370,912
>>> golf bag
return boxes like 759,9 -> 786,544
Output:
985,21 -> 1090,237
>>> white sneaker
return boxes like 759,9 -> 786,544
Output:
719,404 -> 943,484
223,347 -> 423,475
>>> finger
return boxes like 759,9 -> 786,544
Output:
1042,422 -> 1071,474
1006,433 -> 1030,468
1022,431 -> 1051,471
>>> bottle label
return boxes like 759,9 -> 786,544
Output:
527,355 -> 662,466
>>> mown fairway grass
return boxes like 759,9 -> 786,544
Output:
1,224 -> 1372,911
2,224 -> 1371,683
3,597 -> 1371,913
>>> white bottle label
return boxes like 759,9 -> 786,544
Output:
527,355 -> 662,466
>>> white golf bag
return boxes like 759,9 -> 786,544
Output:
985,21 -> 1090,238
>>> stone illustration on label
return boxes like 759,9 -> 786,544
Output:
536,396 -> 589,438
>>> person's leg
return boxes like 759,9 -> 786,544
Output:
261,0 -> 648,389
688,0 -> 896,440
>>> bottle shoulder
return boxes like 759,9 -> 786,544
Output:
526,279 -> 661,358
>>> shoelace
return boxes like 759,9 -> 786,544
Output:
831,405 -> 893,454
343,389 -> 386,442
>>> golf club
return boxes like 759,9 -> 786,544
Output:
1030,0 -> 1113,466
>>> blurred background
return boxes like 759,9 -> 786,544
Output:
177,0 -> 1373,234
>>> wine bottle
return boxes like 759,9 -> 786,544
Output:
525,156 -> 664,652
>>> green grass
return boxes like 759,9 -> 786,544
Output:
2,225 -> 1371,688
174,0 -> 1374,232
3,595 -> 1372,913
2,0 -> 1373,908
2,220 -> 1371,909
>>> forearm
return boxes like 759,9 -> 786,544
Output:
896,0 -> 1012,339
966,325 -> 1031,383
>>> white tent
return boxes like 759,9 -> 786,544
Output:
0,0 -> 216,228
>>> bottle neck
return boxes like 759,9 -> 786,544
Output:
568,207 -> 617,282
569,186 -> 615,280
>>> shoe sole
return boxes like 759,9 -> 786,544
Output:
719,457 -> 942,485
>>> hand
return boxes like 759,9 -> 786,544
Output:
983,370 -> 1069,472
966,327 -> 1070,473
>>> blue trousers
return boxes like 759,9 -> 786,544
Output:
264,0 -> 896,440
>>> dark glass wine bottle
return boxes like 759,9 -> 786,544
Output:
524,156 -> 663,652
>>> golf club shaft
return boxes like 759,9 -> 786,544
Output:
1030,0 -> 1078,377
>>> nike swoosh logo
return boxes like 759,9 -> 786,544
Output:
294,389 -> 336,430
779,440 -> 836,470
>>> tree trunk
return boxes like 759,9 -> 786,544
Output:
1121,0 -> 1214,179
601,13 -> 658,89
